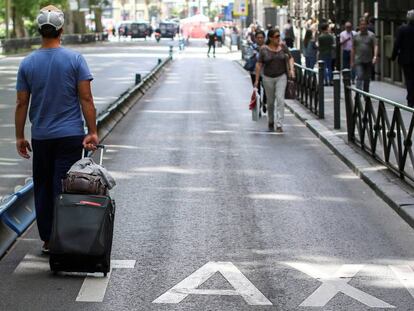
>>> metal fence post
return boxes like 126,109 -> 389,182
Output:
135,74 -> 141,85
342,69 -> 354,142
318,60 -> 325,119
333,70 -> 341,129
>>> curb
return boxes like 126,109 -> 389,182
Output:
285,100 -> 414,228
233,58 -> 414,228
0,56 -> 172,259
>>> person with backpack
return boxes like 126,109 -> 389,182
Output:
15,5 -> 98,254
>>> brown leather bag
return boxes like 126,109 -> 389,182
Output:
285,78 -> 296,99
62,172 -> 107,196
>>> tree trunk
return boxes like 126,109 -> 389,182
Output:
73,11 -> 86,34
94,7 -> 103,32
15,9 -> 26,38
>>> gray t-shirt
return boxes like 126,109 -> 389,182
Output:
258,45 -> 291,78
353,31 -> 376,64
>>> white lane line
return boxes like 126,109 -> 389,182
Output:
76,260 -> 136,302
14,254 -> 49,274
389,265 -> 414,299
286,263 -> 395,308
153,261 -> 272,305
76,271 -> 112,302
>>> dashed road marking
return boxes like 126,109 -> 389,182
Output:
286,263 -> 395,308
13,255 -> 136,302
389,265 -> 414,299
153,261 -> 272,305
76,260 -> 136,302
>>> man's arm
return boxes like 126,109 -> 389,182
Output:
373,36 -> 379,64
15,91 -> 31,159
78,80 -> 98,150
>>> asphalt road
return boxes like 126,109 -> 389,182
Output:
0,40 -> 171,199
0,44 -> 414,311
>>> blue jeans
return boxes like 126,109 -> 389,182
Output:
320,56 -> 332,85
355,62 -> 372,92
305,56 -> 317,69
32,135 -> 83,241
342,50 -> 355,81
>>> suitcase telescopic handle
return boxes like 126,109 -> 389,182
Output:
82,144 -> 105,166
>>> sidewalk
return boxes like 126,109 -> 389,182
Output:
321,80 -> 407,133
284,81 -> 414,227
236,55 -> 414,226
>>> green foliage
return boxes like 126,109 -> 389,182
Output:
272,0 -> 288,6
148,5 -> 161,19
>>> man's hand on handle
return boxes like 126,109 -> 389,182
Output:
16,138 -> 32,159
83,133 -> 99,151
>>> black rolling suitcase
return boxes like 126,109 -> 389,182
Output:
49,145 -> 115,276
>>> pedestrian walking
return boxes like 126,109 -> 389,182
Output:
351,18 -> 378,92
215,27 -> 224,47
318,23 -> 334,86
15,5 -> 98,254
283,19 -> 295,48
206,28 -> 216,57
254,29 -> 295,132
248,31 -> 267,113
340,21 -> 357,83
303,29 -> 317,69
392,10 -> 414,107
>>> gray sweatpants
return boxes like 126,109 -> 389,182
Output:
262,74 -> 287,127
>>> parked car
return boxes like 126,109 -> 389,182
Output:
118,21 -> 133,37
130,22 -> 150,39
159,22 -> 178,39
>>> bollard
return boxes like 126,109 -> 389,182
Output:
342,69 -> 354,142
135,74 -> 141,85
158,58 -> 162,65
169,45 -> 173,57
333,70 -> 341,129
318,60 -> 325,119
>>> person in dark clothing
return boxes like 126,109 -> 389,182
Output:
318,23 -> 334,85
206,28 -> 216,57
249,31 -> 267,113
283,19 -> 295,48
392,10 -> 414,107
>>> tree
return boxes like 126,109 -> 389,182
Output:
148,5 -> 161,20
272,0 -> 288,6
88,0 -> 109,32
8,0 -> 68,38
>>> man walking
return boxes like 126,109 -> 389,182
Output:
15,5 -> 98,253
283,19 -> 295,48
318,23 -> 334,86
340,21 -> 356,83
206,28 -> 216,57
392,10 -> 414,107
351,18 -> 378,92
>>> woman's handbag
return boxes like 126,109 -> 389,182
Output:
243,55 -> 256,72
285,79 -> 296,99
